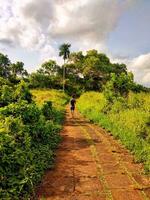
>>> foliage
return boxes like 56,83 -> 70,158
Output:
59,43 -> 71,91
0,52 -> 28,84
0,80 -> 31,106
29,60 -> 62,90
65,49 -> 130,92
0,85 -> 13,106
28,48 -> 149,95
0,53 -> 11,78
29,72 -> 52,88
41,101 -> 53,120
1,50 -> 149,95
0,85 -> 68,199
59,43 -> 71,62
131,82 -> 150,93
14,80 -> 32,103
104,72 -> 134,103
11,62 -> 28,78
39,60 -> 60,76
0,77 -> 11,86
77,91 -> 150,173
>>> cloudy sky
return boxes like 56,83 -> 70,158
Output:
0,0 -> 150,86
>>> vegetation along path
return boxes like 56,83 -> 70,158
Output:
36,108 -> 150,200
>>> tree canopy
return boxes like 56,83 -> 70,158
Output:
0,49 -> 149,95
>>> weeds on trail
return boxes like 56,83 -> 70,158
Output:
1,85 -> 68,199
77,91 -> 150,173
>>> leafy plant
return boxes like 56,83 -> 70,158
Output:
1,86 -> 68,199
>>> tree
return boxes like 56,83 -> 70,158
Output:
82,50 -> 112,90
0,53 -> 11,78
69,51 -> 84,64
39,60 -> 59,76
29,60 -> 62,89
69,51 -> 84,75
104,72 -> 134,102
11,62 -> 25,77
112,63 -> 127,75
59,43 -> 71,91
29,72 -> 52,88
9,61 -> 28,84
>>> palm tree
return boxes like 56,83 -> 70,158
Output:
59,43 -> 71,91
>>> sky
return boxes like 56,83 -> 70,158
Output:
0,0 -> 150,87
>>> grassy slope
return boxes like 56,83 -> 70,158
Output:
31,89 -> 69,125
31,89 -> 69,108
77,91 -> 150,173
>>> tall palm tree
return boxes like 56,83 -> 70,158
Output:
59,43 -> 71,91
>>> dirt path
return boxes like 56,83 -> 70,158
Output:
36,109 -> 150,200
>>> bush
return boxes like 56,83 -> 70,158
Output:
103,72 -> 134,102
14,80 -> 32,103
41,101 -> 53,120
0,80 -> 32,107
1,86 -> 66,199
0,85 -> 13,106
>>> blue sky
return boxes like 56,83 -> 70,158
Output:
107,0 -> 150,58
0,0 -> 150,86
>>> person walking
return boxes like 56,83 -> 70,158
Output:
70,94 -> 76,118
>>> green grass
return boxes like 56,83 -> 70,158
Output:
31,89 -> 70,125
31,89 -> 70,126
77,91 -> 150,173
31,89 -> 69,109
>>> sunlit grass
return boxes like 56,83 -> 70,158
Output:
31,89 -> 69,109
77,91 -> 150,173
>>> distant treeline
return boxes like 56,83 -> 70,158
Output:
0,49 -> 149,95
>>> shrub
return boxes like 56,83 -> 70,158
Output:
104,72 -> 134,102
41,101 -> 53,120
0,85 -> 13,106
1,87 -> 66,199
14,80 -> 32,103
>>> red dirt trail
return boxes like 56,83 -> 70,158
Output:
36,109 -> 150,200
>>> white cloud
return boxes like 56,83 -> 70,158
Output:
109,52 -> 150,87
128,53 -> 150,87
0,0 -> 54,50
40,44 -> 56,62
0,0 -> 136,57
142,72 -> 150,85
12,0 -> 54,28
1,0 -> 149,88
129,53 -> 150,71
51,0 -> 121,47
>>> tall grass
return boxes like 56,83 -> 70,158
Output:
31,89 -> 69,125
31,89 -> 69,108
77,91 -> 150,173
